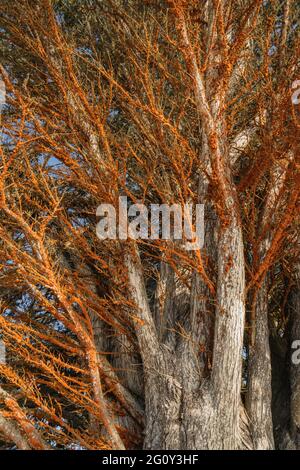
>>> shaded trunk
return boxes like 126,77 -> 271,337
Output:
246,280 -> 274,449
271,275 -> 300,450
288,275 -> 300,448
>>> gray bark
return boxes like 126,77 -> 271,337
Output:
127,218 -> 248,450
246,280 -> 274,449
0,414 -> 30,450
245,153 -> 293,449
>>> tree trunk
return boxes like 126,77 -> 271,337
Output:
271,271 -> 300,450
128,216 -> 248,450
246,280 -> 275,449
288,271 -> 300,448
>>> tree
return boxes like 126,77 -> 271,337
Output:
0,0 -> 299,450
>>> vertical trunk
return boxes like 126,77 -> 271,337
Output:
140,217 -> 247,450
246,152 -> 292,449
288,273 -> 300,448
126,250 -> 182,449
270,330 -> 290,449
187,173 -> 217,377
271,272 -> 300,450
143,351 -> 182,450
246,280 -> 275,449
210,217 -> 246,449
181,218 -> 246,450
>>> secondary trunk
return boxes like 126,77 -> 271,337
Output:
271,272 -> 300,450
288,272 -> 300,448
246,280 -> 275,449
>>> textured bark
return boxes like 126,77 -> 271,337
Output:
0,414 -> 30,450
246,281 -> 274,449
2,0 -> 299,451
210,218 -> 246,449
126,216 -> 248,450
246,150 -> 294,449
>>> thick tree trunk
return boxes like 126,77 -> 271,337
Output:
209,218 -> 246,449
